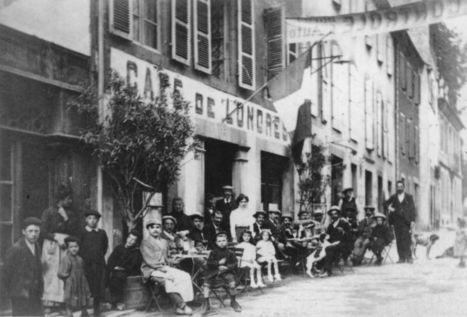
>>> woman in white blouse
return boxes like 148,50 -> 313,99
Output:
229,194 -> 255,242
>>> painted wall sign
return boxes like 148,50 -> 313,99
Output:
111,48 -> 289,144
287,0 -> 467,44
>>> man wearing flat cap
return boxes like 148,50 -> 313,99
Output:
3,217 -> 43,316
215,185 -> 237,232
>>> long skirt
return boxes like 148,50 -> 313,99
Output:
42,239 -> 66,305
151,267 -> 194,302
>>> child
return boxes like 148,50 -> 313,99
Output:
58,237 -> 92,317
79,210 -> 108,317
237,230 -> 265,288
201,232 -> 241,315
369,213 -> 393,265
454,217 -> 467,268
256,229 -> 281,282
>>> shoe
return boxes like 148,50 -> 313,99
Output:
175,305 -> 193,315
396,259 -> 405,264
318,271 -> 330,278
250,282 -> 258,288
230,299 -> 242,312
267,275 -> 274,283
406,258 -> 413,264
274,274 -> 282,281
257,281 -> 266,288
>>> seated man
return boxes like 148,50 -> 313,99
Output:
369,213 -> 393,265
161,215 -> 183,256
252,210 -> 273,242
351,206 -> 375,265
141,218 -> 194,315
201,232 -> 241,315
107,230 -> 143,310
321,206 -> 351,277
188,213 -> 216,250
206,210 -> 230,241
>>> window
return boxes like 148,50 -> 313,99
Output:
407,63 -> 413,98
399,52 -> 406,91
211,0 -> 225,78
364,76 -> 374,150
0,140 -> 14,262
194,0 -> 212,73
238,0 -> 256,90
288,43 -> 298,64
109,0 -> 160,50
414,72 -> 420,105
375,91 -> 383,157
400,113 -> 406,155
386,36 -> 393,76
264,7 -> 284,80
172,0 -> 192,65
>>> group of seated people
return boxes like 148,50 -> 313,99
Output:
106,187 -> 394,316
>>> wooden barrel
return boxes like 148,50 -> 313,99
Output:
123,276 -> 149,309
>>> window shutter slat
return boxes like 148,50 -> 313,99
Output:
264,7 -> 284,80
172,0 -> 191,65
238,0 -> 255,90
194,0 -> 211,73
110,0 -> 132,39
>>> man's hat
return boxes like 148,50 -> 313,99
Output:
342,187 -> 354,194
146,218 -> 162,229
253,210 -> 266,218
364,206 -> 376,211
373,212 -> 386,220
221,185 -> 233,191
162,215 -> 177,224
327,206 -> 341,215
190,213 -> 204,221
313,210 -> 324,215
281,214 -> 293,222
298,210 -> 311,217
22,217 -> 42,229
84,209 -> 101,218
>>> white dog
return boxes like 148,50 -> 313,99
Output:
306,234 -> 340,278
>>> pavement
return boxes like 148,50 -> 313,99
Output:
100,229 -> 467,317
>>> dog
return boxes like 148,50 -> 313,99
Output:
411,233 -> 440,259
305,234 -> 339,278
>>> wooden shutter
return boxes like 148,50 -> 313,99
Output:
172,0 -> 191,65
386,36 -> 393,76
407,64 -> 413,98
238,0 -> 256,90
400,52 -> 406,91
264,7 -> 284,80
194,0 -> 211,73
110,0 -> 132,39
365,77 -> 374,150
400,114 -> 405,155
414,72 -> 420,105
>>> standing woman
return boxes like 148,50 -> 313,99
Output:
229,194 -> 255,243
41,184 -> 80,315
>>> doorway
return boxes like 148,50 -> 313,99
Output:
365,170 -> 373,206
261,152 -> 287,211
204,138 -> 237,198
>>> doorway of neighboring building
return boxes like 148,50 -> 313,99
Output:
365,170 -> 373,206
261,152 -> 287,211
331,155 -> 344,206
204,138 -> 237,199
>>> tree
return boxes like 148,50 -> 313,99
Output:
295,145 -> 329,213
68,71 -> 195,230
430,23 -> 467,106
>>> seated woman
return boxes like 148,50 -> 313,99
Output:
256,229 -> 281,282
237,230 -> 265,288
107,230 -> 142,310
141,218 -> 194,316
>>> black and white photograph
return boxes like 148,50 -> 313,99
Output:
1,0 -> 467,316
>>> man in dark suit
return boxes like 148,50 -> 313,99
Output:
3,217 -> 43,316
215,185 -> 236,232
188,213 -> 216,249
386,180 -> 416,264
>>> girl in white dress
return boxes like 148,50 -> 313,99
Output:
237,230 -> 265,288
256,229 -> 281,282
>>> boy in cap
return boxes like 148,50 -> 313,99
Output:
3,217 -> 43,316
201,232 -> 241,315
369,213 -> 393,265
162,215 -> 183,255
79,210 -> 108,316
141,218 -> 194,315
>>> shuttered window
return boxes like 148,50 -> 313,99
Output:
407,64 -> 413,98
375,91 -> 382,157
364,77 -> 374,150
386,36 -> 393,76
264,7 -> 284,80
238,0 -> 256,90
399,52 -> 406,91
400,113 -> 405,155
110,0 -> 133,39
414,72 -> 420,105
172,0 -> 192,65
194,0 -> 211,73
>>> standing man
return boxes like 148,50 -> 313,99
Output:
3,217 -> 43,316
215,185 -> 236,233
386,180 -> 416,264
339,188 -> 358,219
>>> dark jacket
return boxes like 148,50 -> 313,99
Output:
386,193 -> 416,228
169,212 -> 193,232
204,206 -> 216,226
79,228 -> 108,265
40,206 -> 80,241
188,225 -> 216,249
252,221 -> 274,242
3,238 -> 43,299
107,244 -> 142,276
371,224 -> 393,245
358,217 -> 375,238
215,198 -> 236,229
340,197 -> 358,218
326,218 -> 351,243
205,246 -> 238,277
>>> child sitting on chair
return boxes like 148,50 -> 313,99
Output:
201,232 -> 242,315
369,213 -> 393,265
237,230 -> 265,288
256,229 -> 281,282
